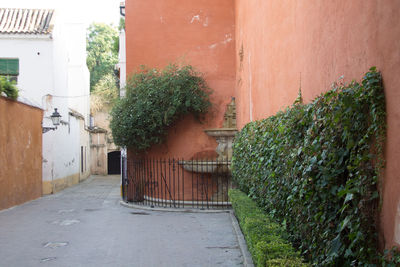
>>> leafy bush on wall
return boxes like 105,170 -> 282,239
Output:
232,68 -> 392,265
110,64 -> 211,151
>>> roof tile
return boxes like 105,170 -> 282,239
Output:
0,8 -> 54,34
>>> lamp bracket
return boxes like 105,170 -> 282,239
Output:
42,126 -> 57,133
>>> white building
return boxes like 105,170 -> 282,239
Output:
0,8 -> 91,194
117,12 -> 126,96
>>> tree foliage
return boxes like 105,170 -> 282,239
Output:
86,23 -> 118,92
90,73 -> 119,113
232,68 -> 398,265
110,64 -> 212,151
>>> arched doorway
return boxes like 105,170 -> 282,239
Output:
108,151 -> 121,175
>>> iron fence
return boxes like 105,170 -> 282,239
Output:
121,157 -> 232,209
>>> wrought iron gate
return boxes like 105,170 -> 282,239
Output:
121,157 -> 231,209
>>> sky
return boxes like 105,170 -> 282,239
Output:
1,0 -> 122,27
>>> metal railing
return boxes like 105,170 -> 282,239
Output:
121,157 -> 232,209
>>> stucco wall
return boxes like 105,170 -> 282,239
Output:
89,110 -> 118,175
0,97 -> 43,210
92,111 -> 118,151
42,112 -> 80,194
43,16 -> 90,194
125,0 -> 236,159
90,131 -> 108,175
0,37 -> 54,108
79,118 -> 90,181
234,0 -> 400,249
64,21 -> 91,122
118,29 -> 127,97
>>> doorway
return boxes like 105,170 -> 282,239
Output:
108,151 -> 121,175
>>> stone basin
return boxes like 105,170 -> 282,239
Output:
204,128 -> 237,162
204,128 -> 237,137
178,160 -> 231,173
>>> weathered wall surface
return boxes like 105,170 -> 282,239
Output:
92,110 -> 118,152
234,0 -> 400,249
89,110 -> 118,175
90,130 -> 108,175
125,0 -> 236,159
0,97 -> 43,210
79,118 -> 90,181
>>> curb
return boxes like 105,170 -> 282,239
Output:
120,201 -> 231,213
230,211 -> 254,267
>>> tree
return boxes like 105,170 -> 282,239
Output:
90,73 -> 119,113
86,23 -> 119,92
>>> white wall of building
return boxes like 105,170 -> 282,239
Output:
0,37 -> 54,109
118,29 -> 126,97
64,20 -> 90,121
44,11 -> 91,189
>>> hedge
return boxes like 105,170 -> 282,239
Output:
231,68 -> 398,265
229,189 -> 308,267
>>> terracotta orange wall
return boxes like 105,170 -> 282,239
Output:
234,0 -> 400,249
0,97 -> 43,210
125,0 -> 235,159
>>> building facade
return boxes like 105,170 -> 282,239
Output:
0,8 -> 91,194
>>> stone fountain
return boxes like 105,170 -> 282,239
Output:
179,97 -> 237,201
180,97 -> 237,174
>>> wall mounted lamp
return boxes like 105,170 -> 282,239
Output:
42,108 -> 61,133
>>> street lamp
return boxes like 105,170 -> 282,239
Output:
43,108 -> 62,133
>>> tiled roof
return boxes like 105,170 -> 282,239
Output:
0,8 -> 54,34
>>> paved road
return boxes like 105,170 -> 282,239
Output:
0,175 -> 243,267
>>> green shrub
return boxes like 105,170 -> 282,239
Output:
265,258 -> 309,267
232,67 -> 389,265
0,76 -> 18,100
110,64 -> 211,151
229,189 -> 307,267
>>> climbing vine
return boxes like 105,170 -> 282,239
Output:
232,67 -> 396,265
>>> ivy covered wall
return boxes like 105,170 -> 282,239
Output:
232,68 -> 393,265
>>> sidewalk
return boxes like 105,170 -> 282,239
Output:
0,175 -> 243,267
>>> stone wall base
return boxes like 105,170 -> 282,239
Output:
42,173 -> 80,195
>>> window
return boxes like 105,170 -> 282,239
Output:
84,146 -> 86,172
0,58 -> 19,82
81,146 -> 84,173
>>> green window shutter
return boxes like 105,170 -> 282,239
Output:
0,59 -> 19,75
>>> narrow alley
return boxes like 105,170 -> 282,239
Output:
0,175 -> 243,267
